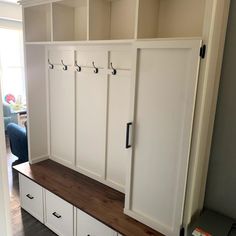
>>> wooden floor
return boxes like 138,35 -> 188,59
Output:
6,137 -> 56,236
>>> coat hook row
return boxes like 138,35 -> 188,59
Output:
92,61 -> 99,74
110,63 -> 117,75
75,60 -> 81,72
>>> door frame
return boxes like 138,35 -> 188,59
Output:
0,88 -> 12,236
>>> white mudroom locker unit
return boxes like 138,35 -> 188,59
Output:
17,0 -> 231,236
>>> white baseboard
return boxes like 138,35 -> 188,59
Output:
30,155 -> 49,164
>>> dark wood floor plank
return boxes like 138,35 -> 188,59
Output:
14,160 -> 164,236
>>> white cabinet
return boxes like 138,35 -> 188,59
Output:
45,190 -> 74,236
125,40 -> 201,236
48,50 -> 75,167
19,174 -> 121,236
19,174 -> 44,223
76,209 -> 117,236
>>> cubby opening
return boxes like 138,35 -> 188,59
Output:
24,4 -> 51,42
89,0 -> 137,40
137,0 -> 206,38
52,0 -> 88,41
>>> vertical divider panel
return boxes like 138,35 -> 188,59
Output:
104,50 -> 110,181
134,0 -> 140,39
50,3 -> 54,42
86,0 -> 90,40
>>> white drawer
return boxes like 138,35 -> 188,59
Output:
45,190 -> 74,236
77,209 -> 117,236
19,174 -> 44,223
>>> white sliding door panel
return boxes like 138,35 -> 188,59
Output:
76,73 -> 107,179
106,74 -> 131,191
49,68 -> 75,166
125,40 -> 201,236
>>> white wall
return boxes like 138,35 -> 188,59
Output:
0,1 -> 22,21
0,87 -> 12,236
0,2 -> 21,235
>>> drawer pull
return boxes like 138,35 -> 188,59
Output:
26,194 -> 34,200
52,212 -> 62,219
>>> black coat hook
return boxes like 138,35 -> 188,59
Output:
110,63 -> 117,75
92,61 -> 98,74
61,60 -> 68,71
48,59 -> 54,69
75,60 -> 81,72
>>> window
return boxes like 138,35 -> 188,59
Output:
0,27 -> 25,104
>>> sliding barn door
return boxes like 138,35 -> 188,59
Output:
125,40 -> 201,236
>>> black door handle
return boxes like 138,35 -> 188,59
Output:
126,122 -> 132,149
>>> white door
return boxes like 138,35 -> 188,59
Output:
49,50 -> 75,167
75,49 -> 107,179
124,40 -> 201,236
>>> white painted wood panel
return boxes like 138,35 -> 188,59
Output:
106,74 -> 131,191
49,50 -> 75,166
125,40 -> 201,236
109,50 -> 132,70
24,4 -> 51,42
45,190 -> 74,236
52,0 -> 88,41
77,50 -> 107,69
110,0 -> 136,40
106,50 -> 132,191
89,0 -> 111,40
76,209 -> 117,236
75,71 -> 107,179
26,45 -> 48,163
52,3 -> 75,41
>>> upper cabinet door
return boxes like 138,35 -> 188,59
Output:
75,49 -> 108,179
125,40 -> 201,236
48,50 -> 75,167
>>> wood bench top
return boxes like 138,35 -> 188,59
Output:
14,160 -> 164,236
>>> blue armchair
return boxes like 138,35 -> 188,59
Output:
3,102 -> 18,131
7,123 -> 28,164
